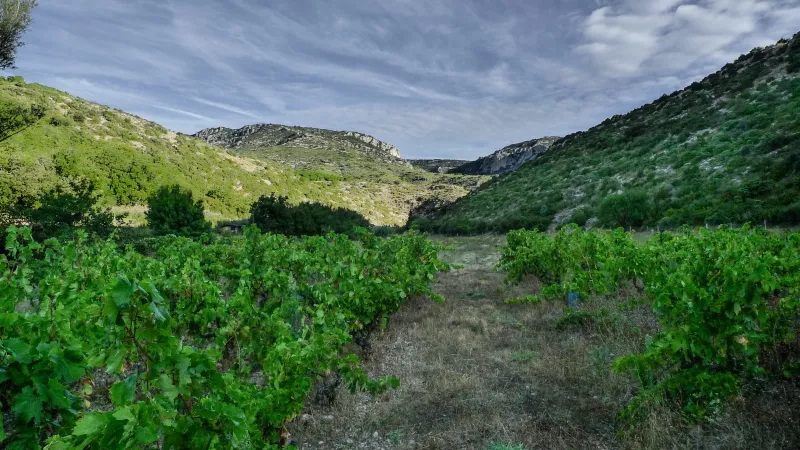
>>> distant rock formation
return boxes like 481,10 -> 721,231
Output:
451,136 -> 561,175
195,124 -> 406,164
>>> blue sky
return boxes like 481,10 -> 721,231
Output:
5,0 -> 800,158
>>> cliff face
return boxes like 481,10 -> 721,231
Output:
451,136 -> 561,175
194,124 -> 406,164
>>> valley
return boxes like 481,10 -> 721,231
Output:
2,3 -> 800,449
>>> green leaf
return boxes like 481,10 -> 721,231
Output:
52,351 -> 85,382
46,379 -> 71,410
3,338 -> 32,364
111,406 -> 135,422
112,276 -> 135,308
105,347 -> 126,374
72,413 -> 108,436
12,387 -> 43,424
149,302 -> 169,323
134,425 -> 159,445
110,376 -> 137,407
0,413 -> 5,442
159,375 -> 179,401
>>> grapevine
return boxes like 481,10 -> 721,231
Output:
0,226 -> 449,449
498,225 -> 800,421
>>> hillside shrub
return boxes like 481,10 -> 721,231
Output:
250,194 -> 369,237
1,178 -> 116,241
598,191 -> 651,229
145,185 -> 210,237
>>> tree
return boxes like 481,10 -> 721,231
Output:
0,100 -> 44,142
598,190 -> 651,229
0,0 -> 37,70
146,185 -> 210,236
250,194 -> 369,237
1,178 -> 118,241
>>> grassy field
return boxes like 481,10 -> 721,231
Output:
289,235 -> 800,450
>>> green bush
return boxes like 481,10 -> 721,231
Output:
250,194 -> 369,237
145,185 -> 210,237
1,178 -> 117,241
598,191 -> 651,229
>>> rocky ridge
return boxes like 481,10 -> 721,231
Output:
451,136 -> 561,175
194,124 -> 407,165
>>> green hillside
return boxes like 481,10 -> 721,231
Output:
0,78 -> 482,226
417,33 -> 800,234
195,124 -> 489,225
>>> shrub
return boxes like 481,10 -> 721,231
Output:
569,206 -> 594,227
250,194 -> 369,237
598,190 -> 651,229
146,185 -> 210,237
4,178 -> 117,240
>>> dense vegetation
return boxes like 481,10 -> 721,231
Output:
196,126 -> 490,226
146,185 -> 211,237
499,225 -> 800,422
0,0 -> 37,70
0,76 -> 482,227
250,194 -> 369,237
0,226 -> 447,448
418,33 -> 800,234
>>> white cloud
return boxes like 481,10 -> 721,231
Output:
191,97 -> 262,120
576,0 -> 800,78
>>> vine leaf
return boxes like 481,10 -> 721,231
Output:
72,413 -> 108,436
12,387 -> 43,424
4,338 -> 32,364
110,376 -> 137,407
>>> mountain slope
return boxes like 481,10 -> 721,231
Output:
195,124 -> 406,164
195,124 -> 489,226
417,33 -> 800,234
0,78 -> 468,226
451,136 -> 561,176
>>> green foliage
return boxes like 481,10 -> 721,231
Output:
0,226 -> 449,448
499,225 -> 645,299
498,226 -> 800,422
1,178 -> 117,241
504,294 -> 541,305
250,194 -> 369,237
0,98 -> 43,142
146,185 -> 211,237
598,191 -> 651,229
422,32 -> 800,233
0,0 -> 38,69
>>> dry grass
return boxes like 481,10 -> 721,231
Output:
289,235 -> 800,450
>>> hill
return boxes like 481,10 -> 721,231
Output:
0,78 -> 481,226
194,124 -> 489,225
416,33 -> 800,234
195,124 -> 407,164
451,136 -> 560,176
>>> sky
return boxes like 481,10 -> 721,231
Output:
4,0 -> 800,159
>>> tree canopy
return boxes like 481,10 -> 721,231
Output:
0,0 -> 37,70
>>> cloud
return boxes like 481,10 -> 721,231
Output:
191,97 -> 263,120
5,0 -> 799,159
576,0 -> 800,78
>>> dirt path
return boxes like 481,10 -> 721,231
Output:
289,235 -> 800,450
289,236 -> 628,449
